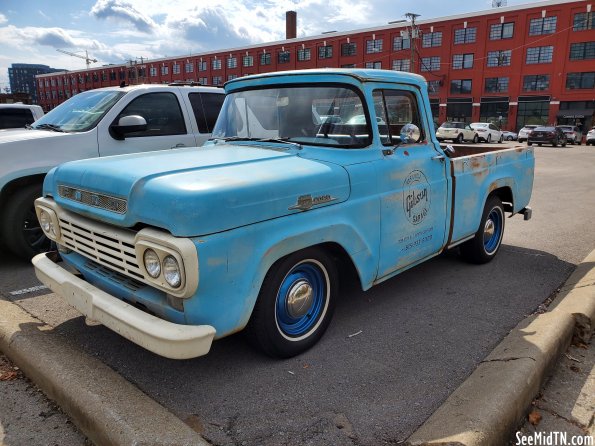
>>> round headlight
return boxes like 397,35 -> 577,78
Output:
39,210 -> 52,233
163,255 -> 181,288
143,249 -> 161,278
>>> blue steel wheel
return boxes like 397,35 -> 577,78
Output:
460,196 -> 505,264
246,248 -> 337,358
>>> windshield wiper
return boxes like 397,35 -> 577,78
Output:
254,137 -> 302,150
34,123 -> 65,132
209,136 -> 302,149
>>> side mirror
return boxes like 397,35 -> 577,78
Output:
400,123 -> 421,144
110,115 -> 147,140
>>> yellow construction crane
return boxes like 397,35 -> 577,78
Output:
56,49 -> 98,69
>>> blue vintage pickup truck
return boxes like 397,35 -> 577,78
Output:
33,69 -> 534,359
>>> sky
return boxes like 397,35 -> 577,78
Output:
0,0 -> 545,92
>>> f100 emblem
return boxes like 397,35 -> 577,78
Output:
289,194 -> 337,211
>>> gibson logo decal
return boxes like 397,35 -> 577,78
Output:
289,194 -> 337,211
403,170 -> 431,225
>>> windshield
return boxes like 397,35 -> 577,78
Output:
211,85 -> 371,148
33,90 -> 125,132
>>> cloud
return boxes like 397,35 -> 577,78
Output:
91,0 -> 157,33
0,13 -> 7,25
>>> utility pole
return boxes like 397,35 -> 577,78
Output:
404,13 -> 420,73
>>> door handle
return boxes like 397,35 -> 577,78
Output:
432,154 -> 445,161
172,143 -> 186,148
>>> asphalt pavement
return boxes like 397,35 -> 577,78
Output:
1,142 -> 594,445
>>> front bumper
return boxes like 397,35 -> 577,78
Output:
33,252 -> 216,359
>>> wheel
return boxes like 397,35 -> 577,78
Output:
561,140 -> 566,147
460,196 -> 505,264
456,133 -> 463,144
473,134 -> 479,144
527,142 -> 533,146
575,139 -> 580,145
518,138 -> 525,143
538,143 -> 542,146
552,139 -> 558,147
498,135 -> 503,143
487,134 -> 492,143
1,183 -> 52,260
506,136 -> 513,141
246,247 -> 337,358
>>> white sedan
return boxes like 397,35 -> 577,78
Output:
436,121 -> 478,143
470,122 -> 503,143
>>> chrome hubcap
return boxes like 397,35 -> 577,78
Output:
483,219 -> 495,244
286,280 -> 314,318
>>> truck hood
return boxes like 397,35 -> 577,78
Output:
0,128 -> 68,144
45,145 -> 351,236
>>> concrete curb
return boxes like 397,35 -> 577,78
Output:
407,248 -> 595,446
0,298 -> 210,446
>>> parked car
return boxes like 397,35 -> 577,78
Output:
518,125 -> 538,143
470,122 -> 503,143
501,131 -> 517,141
527,126 -> 567,147
0,83 -> 224,259
556,125 -> 582,145
436,121 -> 478,143
587,126 -> 595,146
0,103 -> 44,129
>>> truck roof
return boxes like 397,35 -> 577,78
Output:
225,68 -> 429,91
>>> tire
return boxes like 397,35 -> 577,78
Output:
538,143 -> 542,146
561,140 -> 566,147
246,247 -> 337,358
456,133 -> 463,144
575,139 -> 580,145
527,142 -> 533,146
460,196 -> 505,264
552,139 -> 558,147
473,134 -> 479,144
2,183 -> 52,260
498,135 -> 503,143
518,138 -> 525,143
487,134 -> 492,143
506,136 -> 513,141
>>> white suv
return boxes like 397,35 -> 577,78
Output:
0,103 -> 44,129
587,126 -> 595,146
518,125 -> 538,143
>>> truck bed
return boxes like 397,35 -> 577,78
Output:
440,143 -> 526,158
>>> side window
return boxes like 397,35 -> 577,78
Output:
116,92 -> 186,137
0,108 -> 35,129
374,89 -> 425,146
189,92 -> 225,133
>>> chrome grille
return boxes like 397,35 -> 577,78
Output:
58,214 -> 144,281
58,185 -> 127,214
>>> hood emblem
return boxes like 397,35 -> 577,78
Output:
289,194 -> 337,211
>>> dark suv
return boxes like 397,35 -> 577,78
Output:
527,126 -> 567,147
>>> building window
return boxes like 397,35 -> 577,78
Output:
490,22 -> 514,40
198,60 -> 207,71
523,74 -> 550,91
161,65 -> 169,75
485,77 -> 509,93
566,72 -> 595,89
487,50 -> 512,67
297,48 -> 311,61
260,53 -> 271,65
529,16 -> 557,35
452,53 -> 474,69
573,12 -> 595,31
318,45 -> 333,59
199,77 -> 208,85
243,55 -> 254,67
516,98 -> 550,129
341,42 -> 357,56
422,32 -> 442,48
450,79 -> 472,94
366,39 -> 383,53
150,67 -> 157,77
341,64 -> 356,68
212,76 -> 222,86
212,59 -> 221,70
278,51 -> 290,63
569,42 -> 595,60
185,63 -> 194,73
392,59 -> 410,72
421,57 -> 440,72
393,36 -> 410,51
227,74 -> 238,81
227,57 -> 237,69
365,61 -> 382,69
427,80 -> 441,94
454,27 -> 477,44
172,63 -> 180,75
526,46 -> 553,64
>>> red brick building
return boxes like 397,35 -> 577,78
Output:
37,0 -> 594,133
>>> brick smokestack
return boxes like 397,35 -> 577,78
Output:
286,11 -> 297,39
